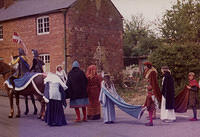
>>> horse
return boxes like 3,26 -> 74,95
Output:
0,61 -> 46,120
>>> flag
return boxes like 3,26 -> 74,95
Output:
12,32 -> 28,54
13,32 -> 22,44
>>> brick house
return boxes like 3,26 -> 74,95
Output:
0,0 -> 124,79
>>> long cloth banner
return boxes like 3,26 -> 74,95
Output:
101,87 -> 144,119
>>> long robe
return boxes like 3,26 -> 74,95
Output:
160,72 -> 176,120
87,75 -> 102,119
99,82 -> 116,122
144,67 -> 162,103
43,73 -> 68,126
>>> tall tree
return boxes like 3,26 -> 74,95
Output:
159,0 -> 200,44
123,15 -> 159,57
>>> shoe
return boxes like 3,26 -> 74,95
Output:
145,122 -> 153,126
82,118 -> 87,122
110,121 -> 114,124
104,121 -> 111,124
189,118 -> 198,121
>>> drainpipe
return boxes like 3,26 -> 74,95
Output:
62,9 -> 67,72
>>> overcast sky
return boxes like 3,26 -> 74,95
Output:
111,0 -> 177,22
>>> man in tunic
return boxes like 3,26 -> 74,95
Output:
160,66 -> 176,122
66,61 -> 89,122
143,62 -> 161,118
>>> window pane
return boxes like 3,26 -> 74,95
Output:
37,17 -> 49,34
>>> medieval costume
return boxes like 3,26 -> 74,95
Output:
99,73 -> 116,124
143,62 -> 161,103
160,66 -> 176,122
99,73 -> 144,124
66,61 -> 89,122
86,65 -> 102,120
10,48 -> 30,91
175,72 -> 199,121
144,85 -> 157,126
143,62 -> 161,119
56,65 -> 67,84
30,49 -> 44,73
43,73 -> 67,126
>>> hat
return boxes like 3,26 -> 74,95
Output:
18,48 -> 26,56
143,62 -> 152,66
32,49 -> 39,58
188,72 -> 195,76
72,61 -> 80,68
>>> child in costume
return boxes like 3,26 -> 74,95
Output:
187,72 -> 199,121
144,85 -> 157,126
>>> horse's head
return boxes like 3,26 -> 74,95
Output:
0,61 -> 16,80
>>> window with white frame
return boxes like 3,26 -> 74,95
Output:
39,54 -> 50,72
0,25 -> 3,40
37,16 -> 49,35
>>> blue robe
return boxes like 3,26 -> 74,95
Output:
99,86 -> 116,122
43,73 -> 68,126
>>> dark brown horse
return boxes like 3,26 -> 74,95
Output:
0,61 -> 46,120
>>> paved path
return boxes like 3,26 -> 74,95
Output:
0,96 -> 199,137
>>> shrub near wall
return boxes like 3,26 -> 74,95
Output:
149,43 -> 200,93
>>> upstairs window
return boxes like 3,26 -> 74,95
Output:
0,25 -> 3,40
37,16 -> 49,35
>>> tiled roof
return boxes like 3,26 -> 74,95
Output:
0,0 -> 77,22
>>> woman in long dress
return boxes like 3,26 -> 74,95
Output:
86,65 -> 102,120
160,66 -> 176,122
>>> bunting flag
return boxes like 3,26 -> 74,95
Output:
12,32 -> 28,54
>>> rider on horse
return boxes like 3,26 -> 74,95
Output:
9,48 -> 30,92
30,49 -> 44,73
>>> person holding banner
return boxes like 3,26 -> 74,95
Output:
99,72 -> 116,124
9,48 -> 30,91
99,72 -> 144,124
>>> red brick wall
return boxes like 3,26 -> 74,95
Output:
0,0 -> 124,88
0,12 -> 65,72
66,0 -> 124,77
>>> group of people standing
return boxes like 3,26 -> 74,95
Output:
143,62 -> 199,126
10,48 -> 199,127
9,48 -> 119,126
